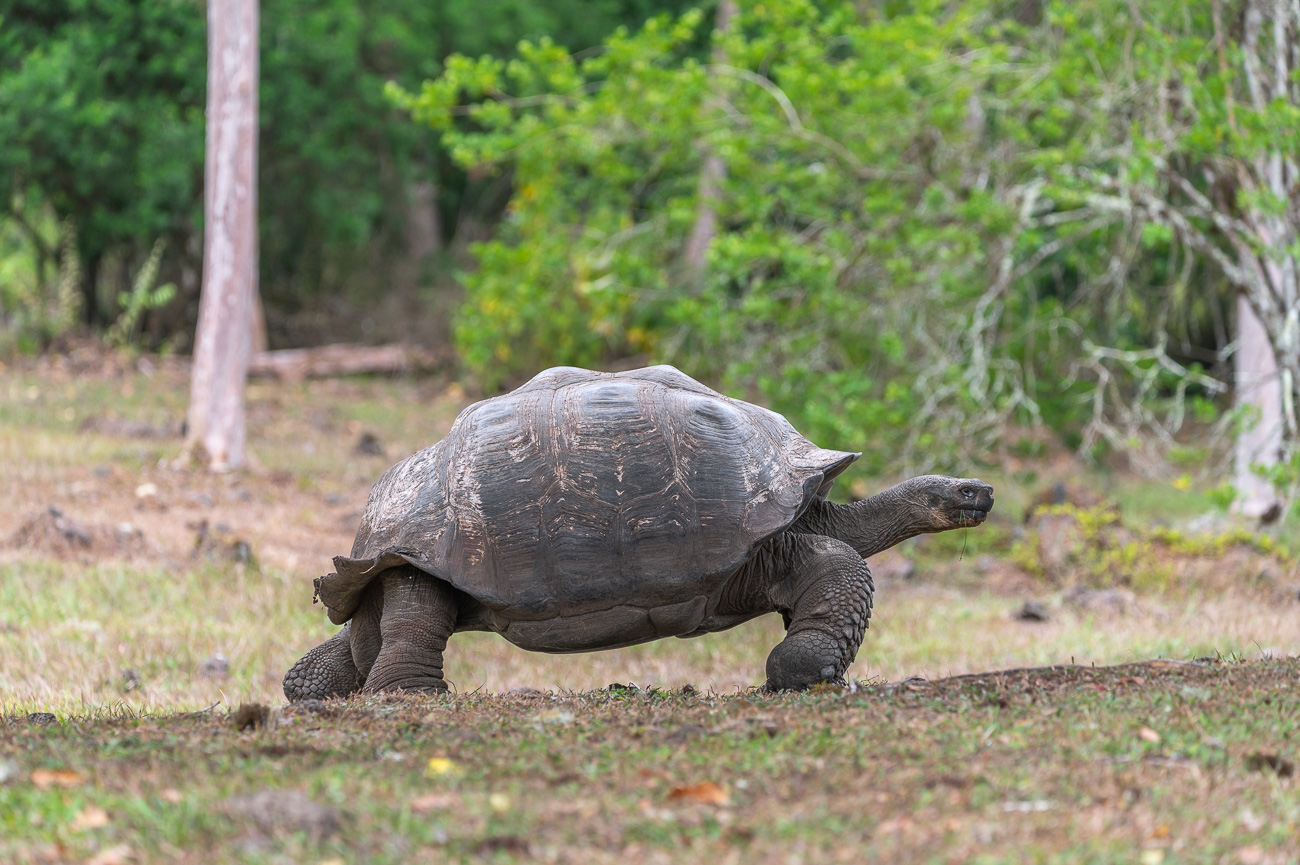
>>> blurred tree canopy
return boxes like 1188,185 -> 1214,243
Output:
0,0 -> 696,342
0,0 -> 204,326
397,0 -> 1298,474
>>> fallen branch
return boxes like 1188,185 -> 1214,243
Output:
248,343 -> 446,382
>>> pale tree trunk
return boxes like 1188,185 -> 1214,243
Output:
186,0 -> 259,471
1233,295 -> 1284,518
1226,0 -> 1298,517
682,0 -> 736,276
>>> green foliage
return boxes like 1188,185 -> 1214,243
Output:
401,1 -> 1034,468
0,208 -> 81,355
106,238 -> 176,350
0,0 -> 696,338
400,0 -> 1273,469
1014,503 -> 1291,592
410,0 -> 1232,468
1207,483 -> 1238,512
0,0 -> 206,323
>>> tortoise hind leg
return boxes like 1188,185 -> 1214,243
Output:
283,624 -> 361,701
362,566 -> 457,694
763,533 -> 873,691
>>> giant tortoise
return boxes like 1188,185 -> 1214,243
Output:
284,365 -> 993,696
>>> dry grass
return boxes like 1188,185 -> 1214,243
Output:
1,352 -> 1299,716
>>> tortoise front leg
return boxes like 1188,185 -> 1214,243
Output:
283,624 -> 361,701
762,533 -> 874,691
361,567 -> 457,694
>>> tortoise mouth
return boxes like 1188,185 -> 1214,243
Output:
955,506 -> 991,527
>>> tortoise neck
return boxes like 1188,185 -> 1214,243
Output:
796,479 -> 928,559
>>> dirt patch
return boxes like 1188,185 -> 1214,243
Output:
220,789 -> 341,840
6,505 -> 156,563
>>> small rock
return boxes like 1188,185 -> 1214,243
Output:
355,432 -> 384,456
232,702 -> 269,732
1023,481 -> 1105,522
1064,587 -> 1137,617
1015,600 -> 1051,622
0,759 -> 20,784
134,482 -> 159,500
663,723 -> 709,746
476,837 -> 530,857
508,686 -> 543,697
192,522 -> 255,567
221,790 -> 340,839
198,654 -> 230,680
46,506 -> 90,547
27,712 -> 58,726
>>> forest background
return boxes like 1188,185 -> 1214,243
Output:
3,0 -> 1300,511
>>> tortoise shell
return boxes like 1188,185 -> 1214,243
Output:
314,365 -> 858,651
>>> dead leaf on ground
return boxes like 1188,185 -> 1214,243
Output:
1138,726 -> 1161,744
31,768 -> 85,789
1237,845 -> 1266,865
69,805 -> 110,831
410,793 -> 455,813
667,781 -> 729,805
876,816 -> 915,834
86,844 -> 132,865
425,757 -> 460,777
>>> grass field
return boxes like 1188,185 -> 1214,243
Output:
2,349 -> 1298,863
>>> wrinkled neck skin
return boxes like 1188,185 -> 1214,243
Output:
791,475 -> 946,559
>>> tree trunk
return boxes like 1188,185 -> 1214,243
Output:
1227,0 -> 1299,515
1232,294 -> 1284,519
406,178 -> 443,264
185,0 -> 259,471
682,0 -> 737,277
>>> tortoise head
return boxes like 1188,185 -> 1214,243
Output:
905,475 -> 995,531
